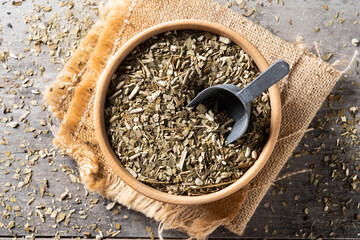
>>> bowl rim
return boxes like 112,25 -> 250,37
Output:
94,19 -> 281,205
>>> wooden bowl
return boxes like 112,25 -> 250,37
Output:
94,20 -> 281,205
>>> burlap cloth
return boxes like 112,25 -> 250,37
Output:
44,0 -> 342,238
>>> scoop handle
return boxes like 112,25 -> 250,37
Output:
238,60 -> 289,103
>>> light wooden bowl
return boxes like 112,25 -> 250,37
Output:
94,20 -> 281,205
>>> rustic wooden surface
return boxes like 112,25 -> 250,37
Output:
0,0 -> 359,239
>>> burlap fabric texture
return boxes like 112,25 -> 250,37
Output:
44,0 -> 342,239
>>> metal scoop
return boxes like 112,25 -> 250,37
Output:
187,60 -> 290,144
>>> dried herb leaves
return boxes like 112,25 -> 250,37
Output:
105,30 -> 270,195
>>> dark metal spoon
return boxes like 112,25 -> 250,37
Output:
187,60 -> 290,144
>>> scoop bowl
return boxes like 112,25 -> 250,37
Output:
187,60 -> 289,144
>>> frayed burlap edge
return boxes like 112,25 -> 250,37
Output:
44,0 -> 343,239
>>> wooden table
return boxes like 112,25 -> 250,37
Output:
0,0 -> 359,239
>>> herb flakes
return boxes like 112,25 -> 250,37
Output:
105,30 -> 270,195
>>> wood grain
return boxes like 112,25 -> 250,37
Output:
0,0 -> 359,239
